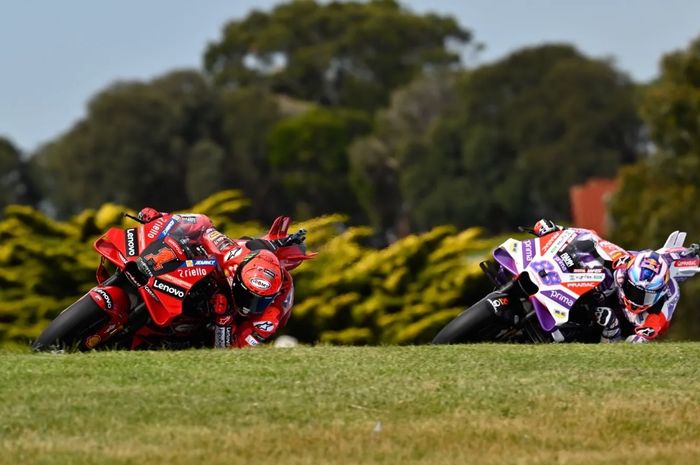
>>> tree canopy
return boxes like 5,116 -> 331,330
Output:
0,137 -> 34,213
610,36 -> 700,248
350,45 -> 643,235
31,70 -> 223,217
204,0 -> 472,111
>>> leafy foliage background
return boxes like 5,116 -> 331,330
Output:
0,190 -> 505,347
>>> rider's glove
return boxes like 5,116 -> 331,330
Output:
270,229 -> 307,249
595,307 -> 621,342
138,207 -> 163,223
594,307 -> 614,327
533,219 -> 560,237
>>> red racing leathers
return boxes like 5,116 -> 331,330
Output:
138,208 -> 299,348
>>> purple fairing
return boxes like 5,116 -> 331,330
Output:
493,247 -> 518,275
530,297 -> 557,332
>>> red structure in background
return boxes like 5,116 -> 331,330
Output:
569,178 -> 618,236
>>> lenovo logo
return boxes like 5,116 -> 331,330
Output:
152,279 -> 186,299
125,228 -> 138,257
94,288 -> 113,309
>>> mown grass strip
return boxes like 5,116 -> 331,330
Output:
1,344 -> 699,465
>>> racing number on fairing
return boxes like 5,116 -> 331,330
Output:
531,260 -> 561,285
143,247 -> 177,271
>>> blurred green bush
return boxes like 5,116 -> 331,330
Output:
0,190 -> 501,347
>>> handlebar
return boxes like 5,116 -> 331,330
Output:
276,229 -> 307,247
124,213 -> 147,224
682,243 -> 700,258
517,225 -> 537,236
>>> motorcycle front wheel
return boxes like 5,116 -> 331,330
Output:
32,294 -> 109,352
432,298 -> 505,344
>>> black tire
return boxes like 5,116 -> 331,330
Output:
32,294 -> 110,352
432,299 -> 503,344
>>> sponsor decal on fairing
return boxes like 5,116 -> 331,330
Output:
540,289 -> 577,309
521,240 -> 535,267
158,218 -> 177,239
152,278 -> 186,299
674,258 -> 700,268
541,230 -> 576,256
147,218 -> 167,239
245,334 -> 260,346
552,254 -> 568,272
125,228 -> 139,257
563,272 -> 606,282
93,288 -> 113,310
563,281 -> 600,288
181,259 -> 217,267
143,285 -> 160,301
559,252 -> 574,268
177,267 -> 208,279
487,297 -> 509,309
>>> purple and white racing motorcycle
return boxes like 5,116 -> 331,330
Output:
433,228 -> 628,343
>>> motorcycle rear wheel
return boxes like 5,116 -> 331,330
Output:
432,299 -> 504,344
32,294 -> 110,352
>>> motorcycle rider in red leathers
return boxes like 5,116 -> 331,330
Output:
532,219 -> 700,343
137,207 -> 315,348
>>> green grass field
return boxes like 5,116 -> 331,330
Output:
2,344 -> 700,465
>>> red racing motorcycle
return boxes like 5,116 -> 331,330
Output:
32,213 -> 310,351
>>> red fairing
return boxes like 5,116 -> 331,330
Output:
89,285 -> 130,317
94,227 -> 132,269
85,286 -> 131,349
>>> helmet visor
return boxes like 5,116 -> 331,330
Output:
621,279 -> 660,311
232,280 -> 275,316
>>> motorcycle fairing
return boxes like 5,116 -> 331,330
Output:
492,229 -> 606,331
93,216 -> 220,328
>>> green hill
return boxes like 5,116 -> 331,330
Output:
2,344 -> 699,465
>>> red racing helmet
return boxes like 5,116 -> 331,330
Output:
230,250 -> 283,316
